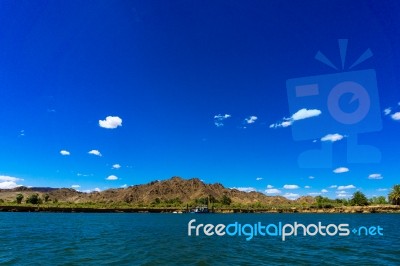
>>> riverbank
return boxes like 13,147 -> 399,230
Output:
1,205 -> 399,213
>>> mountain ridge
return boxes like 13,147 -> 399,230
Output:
0,176 -> 314,205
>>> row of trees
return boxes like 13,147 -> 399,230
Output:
312,185 -> 400,207
16,193 -> 50,204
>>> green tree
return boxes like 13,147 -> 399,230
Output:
16,193 -> 24,204
44,194 -> 50,202
389,184 -> 400,205
350,191 -> 369,206
369,196 -> 387,205
221,195 -> 232,206
26,194 -> 42,205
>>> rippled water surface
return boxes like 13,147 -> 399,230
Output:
0,213 -> 399,265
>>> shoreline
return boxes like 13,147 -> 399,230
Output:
1,205 -> 399,214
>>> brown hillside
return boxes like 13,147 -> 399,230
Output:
0,176 -> 296,205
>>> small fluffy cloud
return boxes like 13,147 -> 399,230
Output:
337,185 -> 356,190
283,193 -> 300,200
384,108 -> 392,116
265,188 -> 281,194
391,112 -> 400,120
304,186 -> 311,189
106,175 -> 118,180
292,109 -> 322,121
245,116 -> 258,124
60,150 -> 70,156
336,192 -> 350,198
368,173 -> 383,180
82,187 -> 102,193
333,167 -> 349,174
377,188 -> 388,192
308,176 -> 315,179
270,108 -> 322,129
321,189 -> 328,193
234,187 -> 256,192
266,185 -> 274,189
0,176 -> 23,189
308,192 -> 321,196
99,116 -> 122,129
112,164 -> 121,169
88,150 -> 102,157
214,114 -> 231,127
329,185 -> 338,188
321,133 -> 345,142
283,184 -> 299,190
121,184 -> 128,188
256,177 -> 263,181
71,185 -> 80,189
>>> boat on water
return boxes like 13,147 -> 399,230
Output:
190,206 -> 210,214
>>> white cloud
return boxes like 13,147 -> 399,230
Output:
292,108 -> 322,121
0,176 -> 23,182
391,112 -> 400,120
329,185 -> 338,188
333,167 -> 349,174
321,189 -> 328,193
265,188 -> 281,194
266,185 -> 274,189
88,150 -> 102,157
283,193 -> 300,200
234,187 -> 256,192
377,188 -> 388,191
112,164 -> 121,169
0,181 -> 21,189
77,173 -> 91,177
308,176 -> 315,179
60,150 -> 70,156
214,114 -> 231,127
384,108 -> 392,115
270,108 -> 321,129
71,185 -> 80,189
106,175 -> 118,180
0,176 -> 23,189
82,187 -> 102,193
321,133 -> 345,142
304,186 -> 311,189
337,185 -> 356,190
99,116 -> 122,129
283,184 -> 299,189
336,192 -> 350,198
121,184 -> 128,188
308,192 -> 321,196
368,173 -> 383,180
245,116 -> 258,124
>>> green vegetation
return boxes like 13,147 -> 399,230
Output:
26,194 -> 42,205
221,195 -> 232,206
369,196 -> 387,205
16,193 -> 24,204
0,187 -> 399,212
350,191 -> 369,206
43,194 -> 50,202
389,184 -> 400,205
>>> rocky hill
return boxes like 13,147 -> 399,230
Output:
0,176 -> 312,206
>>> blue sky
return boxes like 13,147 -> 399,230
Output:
1,1 -> 399,199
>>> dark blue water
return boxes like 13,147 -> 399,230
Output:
0,213 -> 399,265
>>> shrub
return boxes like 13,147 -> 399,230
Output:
16,194 -> 24,204
26,194 -> 42,205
